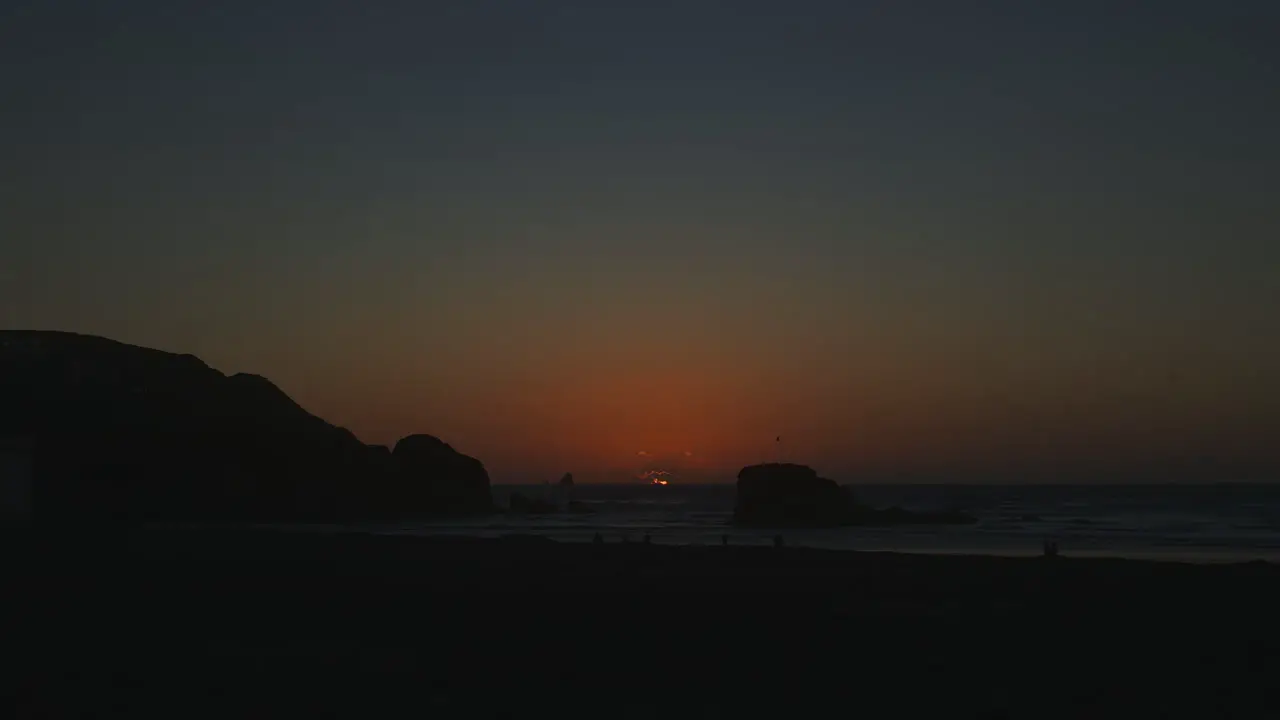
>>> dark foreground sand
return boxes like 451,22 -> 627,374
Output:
3,527 -> 1279,718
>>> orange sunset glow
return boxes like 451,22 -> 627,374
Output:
273,326 -> 1280,485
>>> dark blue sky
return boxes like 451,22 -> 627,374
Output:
4,1 -> 1278,480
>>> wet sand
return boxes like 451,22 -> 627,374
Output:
3,527 -> 1279,718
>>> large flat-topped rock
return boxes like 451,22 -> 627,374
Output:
734,463 -> 853,527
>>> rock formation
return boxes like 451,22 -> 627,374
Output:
0,330 -> 493,523
391,434 -> 492,516
734,463 -> 853,527
733,463 -> 976,527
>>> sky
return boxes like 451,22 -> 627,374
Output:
3,0 -> 1278,483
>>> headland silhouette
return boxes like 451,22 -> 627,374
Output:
2,330 -> 492,524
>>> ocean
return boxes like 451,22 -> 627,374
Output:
356,483 -> 1280,564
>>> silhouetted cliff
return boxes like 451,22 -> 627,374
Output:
734,463 -> 975,527
0,330 -> 492,523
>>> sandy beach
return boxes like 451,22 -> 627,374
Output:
4,527 -> 1279,718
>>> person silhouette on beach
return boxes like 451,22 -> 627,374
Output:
1043,539 -> 1060,558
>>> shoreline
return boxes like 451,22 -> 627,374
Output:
8,523 -> 1280,591
230,521 -> 1280,565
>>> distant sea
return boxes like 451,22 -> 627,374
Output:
342,484 -> 1280,564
